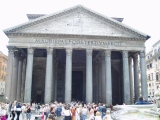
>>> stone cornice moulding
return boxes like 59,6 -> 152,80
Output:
5,33 -> 146,41
3,5 -> 150,40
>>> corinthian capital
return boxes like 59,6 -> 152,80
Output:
66,48 -> 72,56
122,50 -> 128,58
105,50 -> 111,57
7,46 -> 16,53
46,48 -> 53,55
86,49 -> 92,56
139,51 -> 145,58
27,48 -> 34,55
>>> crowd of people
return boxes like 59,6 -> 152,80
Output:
0,100 -> 113,120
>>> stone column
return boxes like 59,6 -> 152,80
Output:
95,61 -> 99,103
98,58 -> 102,102
133,53 -> 140,101
101,55 -> 106,103
54,58 -> 58,101
129,57 -> 134,104
92,63 -> 96,102
24,48 -> 34,103
21,58 -> 26,102
65,48 -> 72,104
16,55 -> 24,102
105,50 -> 112,105
139,51 -> 148,100
5,46 -> 14,100
10,51 -> 19,101
45,48 -> 53,103
122,51 -> 131,104
86,49 -> 93,103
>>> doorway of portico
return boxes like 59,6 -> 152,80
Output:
72,71 -> 83,101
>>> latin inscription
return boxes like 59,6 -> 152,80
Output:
35,39 -> 122,47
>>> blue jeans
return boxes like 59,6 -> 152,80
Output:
102,113 -> 106,119
82,114 -> 86,120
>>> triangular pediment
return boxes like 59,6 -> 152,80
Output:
4,5 -> 150,40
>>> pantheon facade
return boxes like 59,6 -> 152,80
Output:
4,5 -> 150,105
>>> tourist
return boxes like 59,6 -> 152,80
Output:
62,105 -> 72,120
103,110 -> 112,120
98,103 -> 103,117
81,104 -> 88,120
101,104 -> 107,119
48,106 -> 56,120
37,103 -> 41,115
5,102 -> 9,119
21,103 -> 26,120
89,105 -> 94,119
93,104 -> 98,116
10,102 -> 16,120
40,104 -> 45,120
55,103 -> 62,120
26,104 -> 32,120
44,104 -> 50,120
75,105 -> 81,120
1,106 -> 7,120
94,111 -> 101,120
70,105 -> 76,120
135,97 -> 151,105
16,102 -> 22,120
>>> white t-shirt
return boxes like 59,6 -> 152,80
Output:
62,109 -> 72,116
21,106 -> 26,112
81,108 -> 88,115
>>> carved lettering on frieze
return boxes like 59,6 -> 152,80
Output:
86,49 -> 92,56
122,51 -> 128,58
66,48 -> 72,56
35,39 -> 122,48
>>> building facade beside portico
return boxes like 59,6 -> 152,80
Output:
4,5 -> 150,105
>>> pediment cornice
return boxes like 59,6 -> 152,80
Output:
4,5 -> 150,40
5,32 -> 146,41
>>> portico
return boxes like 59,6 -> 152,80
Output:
4,5 -> 150,105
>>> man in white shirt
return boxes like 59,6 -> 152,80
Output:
21,104 -> 26,120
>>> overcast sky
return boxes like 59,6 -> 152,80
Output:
1,0 -> 160,55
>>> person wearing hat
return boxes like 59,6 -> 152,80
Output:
103,110 -> 112,120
